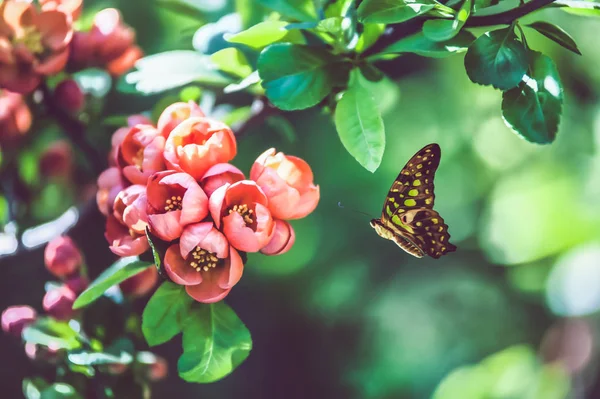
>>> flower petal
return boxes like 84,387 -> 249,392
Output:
179,222 -> 213,258
164,244 -> 202,286
185,280 -> 230,303
208,183 -> 228,229
147,211 -> 182,241
180,184 -> 208,226
222,211 -> 261,253
218,247 -> 244,289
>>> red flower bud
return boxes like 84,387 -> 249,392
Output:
1,306 -> 37,337
39,140 -> 73,178
119,267 -> 158,298
136,352 -> 168,381
54,79 -> 85,113
44,236 -> 83,278
43,285 -> 76,321
65,275 -> 89,295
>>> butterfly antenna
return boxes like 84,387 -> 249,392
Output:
337,202 -> 372,218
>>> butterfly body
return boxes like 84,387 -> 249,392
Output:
371,143 -> 456,259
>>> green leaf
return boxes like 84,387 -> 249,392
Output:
224,70 -> 262,94
556,0 -> 600,16
334,71 -> 385,173
23,378 -> 50,399
358,0 -> 437,24
72,68 -> 111,98
501,51 -> 563,144
179,86 -> 203,102
225,20 -> 302,50
22,317 -> 81,350
423,0 -> 472,42
266,115 -> 297,143
210,48 -> 253,78
527,21 -> 581,55
142,282 -> 194,346
258,44 -> 349,110
155,0 -> 205,20
464,28 -> 528,90
372,31 -> 475,60
118,51 -> 231,95
255,0 -> 317,22
73,257 -> 152,309
177,302 -> 252,383
355,23 -> 386,53
67,350 -> 133,366
41,383 -> 83,399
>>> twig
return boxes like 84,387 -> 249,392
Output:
466,0 -> 556,27
365,0 -> 557,56
40,82 -> 106,175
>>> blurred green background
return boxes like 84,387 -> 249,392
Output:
2,0 -> 600,398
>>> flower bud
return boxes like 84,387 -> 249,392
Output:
136,352 -> 168,381
65,275 -> 89,295
44,236 -> 83,278
54,79 -> 85,113
43,285 -> 76,321
1,306 -> 37,337
39,140 -> 73,178
260,220 -> 295,255
119,267 -> 158,298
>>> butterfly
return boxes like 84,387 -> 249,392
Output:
370,143 -> 457,259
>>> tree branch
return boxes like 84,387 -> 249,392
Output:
466,0 -> 556,27
365,0 -> 556,56
40,82 -> 106,176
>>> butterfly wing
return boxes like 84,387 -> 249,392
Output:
395,208 -> 457,259
377,143 -> 456,258
380,143 -> 440,221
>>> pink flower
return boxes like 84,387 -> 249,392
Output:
43,285 -> 76,321
146,171 -> 209,242
105,185 -> 149,257
157,101 -> 205,139
199,163 -> 245,198
108,115 -> 151,166
119,267 -> 158,297
0,1 -> 73,93
116,125 -> 166,185
1,305 -> 36,337
260,220 -> 295,255
44,236 -> 83,278
40,0 -> 83,21
250,148 -> 320,220
209,181 -> 274,253
96,167 -> 124,217
113,184 -> 148,233
68,8 -> 142,76
0,90 -> 32,146
163,117 -> 237,180
164,222 -> 243,303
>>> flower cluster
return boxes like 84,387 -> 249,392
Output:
98,101 -> 320,303
2,235 -> 161,374
0,0 -> 140,94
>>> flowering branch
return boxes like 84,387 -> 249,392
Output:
40,82 -> 106,176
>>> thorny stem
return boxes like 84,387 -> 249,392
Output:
365,0 -> 557,56
39,81 -> 106,176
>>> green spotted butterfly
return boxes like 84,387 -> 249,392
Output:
370,143 -> 457,259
